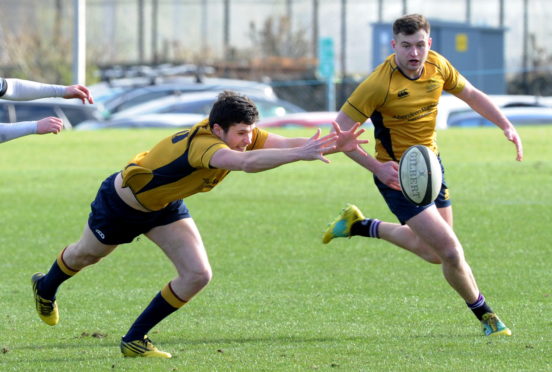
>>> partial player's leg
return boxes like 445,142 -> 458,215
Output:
32,224 -> 118,326
147,217 -> 212,301
323,202 -> 510,335
407,207 -> 479,301
366,205 -> 454,264
406,208 -> 511,336
322,203 -> 442,263
120,217 -> 211,358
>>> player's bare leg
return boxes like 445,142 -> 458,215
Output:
119,218 -> 212,358
376,205 -> 457,264
377,221 -> 442,264
406,208 -> 510,335
63,225 -> 119,269
146,217 -> 212,301
323,203 -> 510,335
405,208 -> 478,302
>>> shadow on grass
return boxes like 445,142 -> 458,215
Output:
2,332 -> 483,368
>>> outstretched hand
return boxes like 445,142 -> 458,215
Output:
63,84 -> 94,104
331,121 -> 369,155
302,128 -> 337,163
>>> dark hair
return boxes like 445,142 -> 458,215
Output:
393,14 -> 430,37
208,90 -> 259,132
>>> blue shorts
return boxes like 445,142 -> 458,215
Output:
88,172 -> 191,245
374,156 -> 451,225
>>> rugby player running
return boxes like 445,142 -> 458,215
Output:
323,14 -> 522,336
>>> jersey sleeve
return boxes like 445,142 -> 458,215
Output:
440,55 -> 467,94
187,134 -> 228,169
248,127 -> 269,150
1,78 -> 65,101
0,121 -> 37,143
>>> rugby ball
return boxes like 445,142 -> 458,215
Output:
398,145 -> 442,206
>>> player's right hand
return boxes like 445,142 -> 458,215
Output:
375,161 -> 400,190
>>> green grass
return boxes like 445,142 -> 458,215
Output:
1,126 -> 551,371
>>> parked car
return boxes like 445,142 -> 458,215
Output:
75,113 -> 205,130
257,111 -> 339,128
436,94 -> 552,129
90,77 -> 278,117
110,91 -> 305,120
448,106 -> 552,127
0,98 -> 104,128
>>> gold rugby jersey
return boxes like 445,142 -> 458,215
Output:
341,50 -> 466,162
122,119 -> 268,211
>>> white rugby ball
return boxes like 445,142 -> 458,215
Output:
398,145 -> 442,206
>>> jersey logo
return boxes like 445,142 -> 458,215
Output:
397,89 -> 409,98
95,229 -> 106,240
202,177 -> 220,189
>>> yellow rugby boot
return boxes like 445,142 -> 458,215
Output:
322,204 -> 365,244
31,272 -> 59,326
481,313 -> 512,336
120,336 -> 172,358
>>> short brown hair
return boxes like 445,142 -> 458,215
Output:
208,90 -> 259,131
393,14 -> 430,37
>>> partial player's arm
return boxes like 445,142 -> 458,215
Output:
0,78 -> 93,104
210,129 -> 337,173
455,81 -> 523,161
335,111 -> 401,190
263,121 -> 368,154
0,117 -> 64,143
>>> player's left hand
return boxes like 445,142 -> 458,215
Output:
63,85 -> 94,104
331,121 -> 369,155
302,128 -> 338,163
503,126 -> 523,161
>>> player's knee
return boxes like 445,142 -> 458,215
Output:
438,246 -> 464,267
186,267 -> 213,289
198,267 -> 213,287
64,242 -> 101,268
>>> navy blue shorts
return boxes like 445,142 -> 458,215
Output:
374,156 -> 451,225
88,172 -> 191,245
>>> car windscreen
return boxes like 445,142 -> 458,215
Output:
14,105 -> 58,122
114,90 -> 175,113
0,104 -> 10,122
61,106 -> 99,125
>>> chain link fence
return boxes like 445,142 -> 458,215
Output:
1,0 -> 552,110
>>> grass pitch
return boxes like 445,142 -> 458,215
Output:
0,126 -> 550,371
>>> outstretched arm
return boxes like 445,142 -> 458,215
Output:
455,81 -> 523,161
210,129 -> 337,173
1,78 -> 93,104
0,122 -> 36,143
262,120 -> 368,153
0,117 -> 64,143
335,111 -> 401,190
